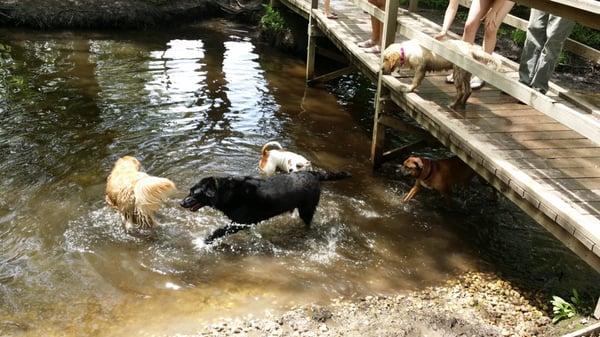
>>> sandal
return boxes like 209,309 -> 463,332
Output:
326,12 -> 338,19
364,45 -> 381,54
358,39 -> 376,48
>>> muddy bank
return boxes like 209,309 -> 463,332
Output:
0,0 -> 262,29
180,272 -> 598,337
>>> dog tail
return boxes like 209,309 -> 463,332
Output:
312,170 -> 352,182
470,49 -> 502,71
133,176 -> 176,227
261,141 -> 283,156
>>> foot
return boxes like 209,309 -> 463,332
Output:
358,39 -> 376,48
325,12 -> 338,19
445,73 -> 454,84
470,76 -> 485,90
364,45 -> 381,54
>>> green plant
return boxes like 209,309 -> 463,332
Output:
511,29 -> 526,45
551,289 -> 580,324
260,5 -> 286,33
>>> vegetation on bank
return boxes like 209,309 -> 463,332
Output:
0,0 -> 262,29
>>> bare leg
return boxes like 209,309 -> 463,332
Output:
482,1 -> 515,53
462,0 -> 494,43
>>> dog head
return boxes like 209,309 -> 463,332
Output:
286,158 -> 312,173
180,177 -> 219,211
402,156 -> 431,179
381,43 -> 405,74
113,156 -> 142,172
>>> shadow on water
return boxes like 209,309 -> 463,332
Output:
0,19 -> 598,336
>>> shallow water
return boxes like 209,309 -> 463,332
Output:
0,20 -> 598,336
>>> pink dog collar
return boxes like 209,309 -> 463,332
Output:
399,47 -> 406,65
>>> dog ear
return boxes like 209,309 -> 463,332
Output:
413,157 -> 424,169
203,177 -> 218,199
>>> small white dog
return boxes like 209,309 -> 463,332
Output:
258,141 -> 312,176
381,39 -> 501,109
105,156 -> 176,231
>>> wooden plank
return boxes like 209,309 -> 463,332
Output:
523,167 -> 600,179
537,177 -> 600,190
514,0 -> 600,30
494,148 -> 600,159
481,138 -> 597,150
511,157 -> 600,169
468,123 -> 571,133
481,131 -> 584,141
307,66 -> 354,85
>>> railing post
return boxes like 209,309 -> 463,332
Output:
305,0 -> 319,82
370,0 -> 399,167
408,0 -> 419,12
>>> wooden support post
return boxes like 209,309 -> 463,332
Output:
269,0 -> 280,7
594,296 -> 600,319
370,0 -> 399,167
307,66 -> 354,86
408,0 -> 419,12
305,0 -> 319,82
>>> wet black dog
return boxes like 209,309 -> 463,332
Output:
180,170 -> 351,243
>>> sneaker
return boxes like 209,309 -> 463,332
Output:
470,76 -> 485,90
358,39 -> 375,48
445,73 -> 454,84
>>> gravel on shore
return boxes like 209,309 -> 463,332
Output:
176,272 -> 598,337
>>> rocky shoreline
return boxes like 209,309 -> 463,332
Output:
179,272 -> 598,337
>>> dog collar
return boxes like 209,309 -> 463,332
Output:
420,159 -> 434,181
399,47 -> 406,65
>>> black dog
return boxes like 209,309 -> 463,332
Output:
180,170 -> 351,243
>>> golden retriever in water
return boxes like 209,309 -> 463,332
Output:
381,39 -> 501,109
105,156 -> 176,231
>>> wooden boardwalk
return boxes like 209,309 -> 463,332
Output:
277,0 -> 600,274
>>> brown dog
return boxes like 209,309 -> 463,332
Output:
401,155 -> 482,204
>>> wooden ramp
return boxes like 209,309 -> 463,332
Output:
277,0 -> 600,274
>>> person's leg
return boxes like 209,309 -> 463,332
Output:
482,1 -> 515,53
529,14 -> 575,93
518,9 -> 549,85
324,0 -> 336,18
462,0 -> 494,43
470,1 -> 514,89
359,0 -> 384,48
364,0 -> 385,53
